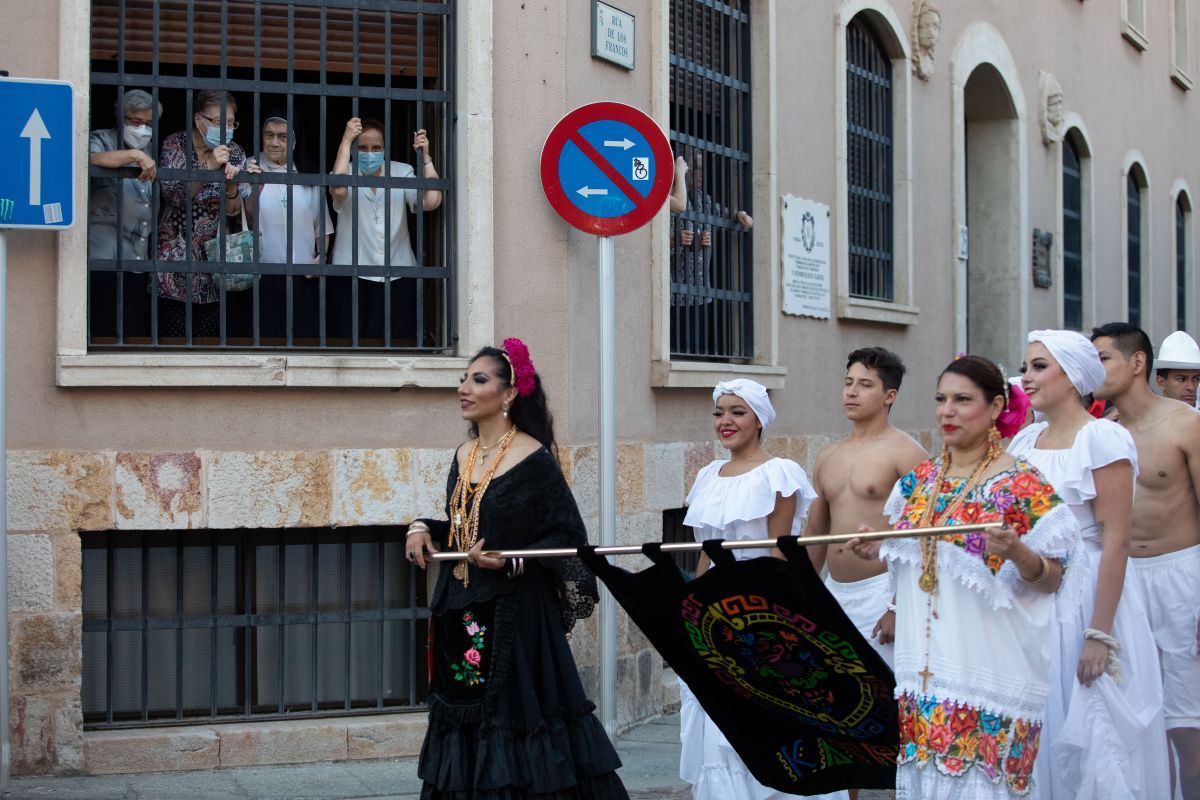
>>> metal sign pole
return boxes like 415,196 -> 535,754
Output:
597,234 -> 617,736
0,229 -> 10,791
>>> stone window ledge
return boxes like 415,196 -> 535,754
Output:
1122,22 -> 1149,52
83,714 -> 427,775
56,354 -> 471,389
837,297 -> 921,326
651,360 -> 786,389
1172,66 -> 1194,91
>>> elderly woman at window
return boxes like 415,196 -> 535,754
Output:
154,89 -> 256,338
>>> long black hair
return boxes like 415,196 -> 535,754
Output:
468,346 -> 558,457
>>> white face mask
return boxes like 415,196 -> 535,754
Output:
124,124 -> 152,149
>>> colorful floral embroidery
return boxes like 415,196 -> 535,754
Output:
450,611 -> 487,686
898,693 -> 1040,795
894,459 -> 1061,576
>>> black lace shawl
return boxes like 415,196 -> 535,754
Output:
419,447 -> 599,632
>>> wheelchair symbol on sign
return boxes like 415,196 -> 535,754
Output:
631,157 -> 649,181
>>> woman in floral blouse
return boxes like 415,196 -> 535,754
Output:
154,89 -> 255,338
850,355 -> 1078,799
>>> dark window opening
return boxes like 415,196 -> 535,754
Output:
668,0 -> 753,362
662,508 -> 700,580
1177,195 -> 1189,332
1062,137 -> 1083,331
1127,172 -> 1143,328
846,16 -> 894,302
86,0 -> 454,352
82,528 -> 429,729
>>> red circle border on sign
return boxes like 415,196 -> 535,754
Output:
539,101 -> 674,236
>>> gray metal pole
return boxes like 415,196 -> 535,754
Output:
597,234 -> 617,736
0,229 -> 10,791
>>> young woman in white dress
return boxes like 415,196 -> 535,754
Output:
677,379 -> 847,800
1007,330 -> 1169,799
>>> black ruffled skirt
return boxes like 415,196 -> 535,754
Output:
418,570 -> 628,800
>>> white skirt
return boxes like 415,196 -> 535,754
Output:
678,679 -> 849,800
1038,546 -> 1171,799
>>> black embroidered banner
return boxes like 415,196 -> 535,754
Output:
580,537 -> 897,794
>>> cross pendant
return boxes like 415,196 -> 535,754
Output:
918,666 -> 934,694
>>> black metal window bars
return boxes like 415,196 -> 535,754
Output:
1177,195 -> 1188,332
87,0 -> 454,351
846,15 -> 894,303
668,0 -> 753,362
1127,172 -> 1143,328
82,528 -> 429,728
1063,136 -> 1083,332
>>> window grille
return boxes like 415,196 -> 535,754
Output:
846,16 -> 894,302
86,0 -> 454,352
668,0 -> 753,361
81,528 -> 429,728
1127,173 -> 1142,327
1178,195 -> 1189,331
1062,138 -> 1083,331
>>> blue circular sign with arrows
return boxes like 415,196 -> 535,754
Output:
540,102 -> 673,236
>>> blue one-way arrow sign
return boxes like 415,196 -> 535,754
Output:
0,77 -> 74,229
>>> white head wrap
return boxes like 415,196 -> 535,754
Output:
712,379 -> 776,430
1027,329 -> 1106,396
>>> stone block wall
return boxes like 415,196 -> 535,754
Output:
4,432 -> 932,775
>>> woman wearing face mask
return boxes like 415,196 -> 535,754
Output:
404,338 -> 628,799
677,380 -> 841,800
154,89 -> 256,338
87,89 -> 160,339
329,117 -> 442,343
1006,331 -> 1169,799
250,113 -> 332,341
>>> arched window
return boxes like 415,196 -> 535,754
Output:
1178,193 -> 1192,330
1062,136 -> 1083,330
846,16 -> 893,301
1127,168 -> 1146,326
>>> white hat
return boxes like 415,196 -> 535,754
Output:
1156,331 -> 1200,370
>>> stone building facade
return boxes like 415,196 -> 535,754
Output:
0,0 -> 1196,777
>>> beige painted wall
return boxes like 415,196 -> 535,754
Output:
1,0 -> 1197,452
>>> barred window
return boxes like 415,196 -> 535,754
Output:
1062,136 -> 1083,331
846,16 -> 894,302
668,0 -> 753,361
1178,193 -> 1191,331
1127,169 -> 1145,327
87,0 -> 453,352
82,528 -> 428,728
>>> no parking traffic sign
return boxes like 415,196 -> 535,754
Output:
539,101 -> 672,236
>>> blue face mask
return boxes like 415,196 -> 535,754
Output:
358,151 -> 386,174
202,122 -> 234,149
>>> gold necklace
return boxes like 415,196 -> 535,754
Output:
477,427 -> 515,461
447,427 -> 519,587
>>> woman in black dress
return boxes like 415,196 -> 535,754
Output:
405,339 -> 628,800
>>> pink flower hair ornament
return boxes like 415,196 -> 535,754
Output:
996,382 -> 1031,439
502,337 -> 538,398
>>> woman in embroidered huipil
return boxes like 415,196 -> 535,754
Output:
404,339 -> 628,800
851,356 -> 1078,799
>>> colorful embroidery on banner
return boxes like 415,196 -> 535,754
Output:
450,611 -> 487,686
895,461 -> 1058,576
897,693 -> 1041,795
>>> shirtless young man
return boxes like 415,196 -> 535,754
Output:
1092,322 -> 1200,800
806,348 -> 928,667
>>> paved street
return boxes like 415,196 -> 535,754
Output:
2,713 -> 890,799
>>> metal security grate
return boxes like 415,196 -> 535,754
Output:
1062,138 -> 1083,331
81,528 -> 429,728
846,16 -> 893,302
86,0 -> 454,351
1177,196 -> 1189,332
668,0 -> 753,361
1128,173 -> 1142,328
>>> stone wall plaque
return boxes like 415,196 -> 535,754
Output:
592,1 -> 635,70
781,195 -> 831,318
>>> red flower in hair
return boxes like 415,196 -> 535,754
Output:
502,337 -> 538,398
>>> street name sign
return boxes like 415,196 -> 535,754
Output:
539,101 -> 672,236
0,77 -> 74,229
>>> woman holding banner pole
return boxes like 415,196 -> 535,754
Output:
404,338 -> 628,800
850,355 -> 1077,799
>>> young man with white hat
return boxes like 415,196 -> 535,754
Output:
1156,330 -> 1200,408
1092,322 -> 1200,799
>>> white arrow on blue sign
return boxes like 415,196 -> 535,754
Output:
0,77 -> 75,229
556,119 -> 657,220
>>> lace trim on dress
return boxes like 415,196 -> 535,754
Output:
894,666 -> 1050,721
683,458 -> 817,532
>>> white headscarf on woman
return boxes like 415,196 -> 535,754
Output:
1027,329 -> 1106,396
712,379 -> 776,430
